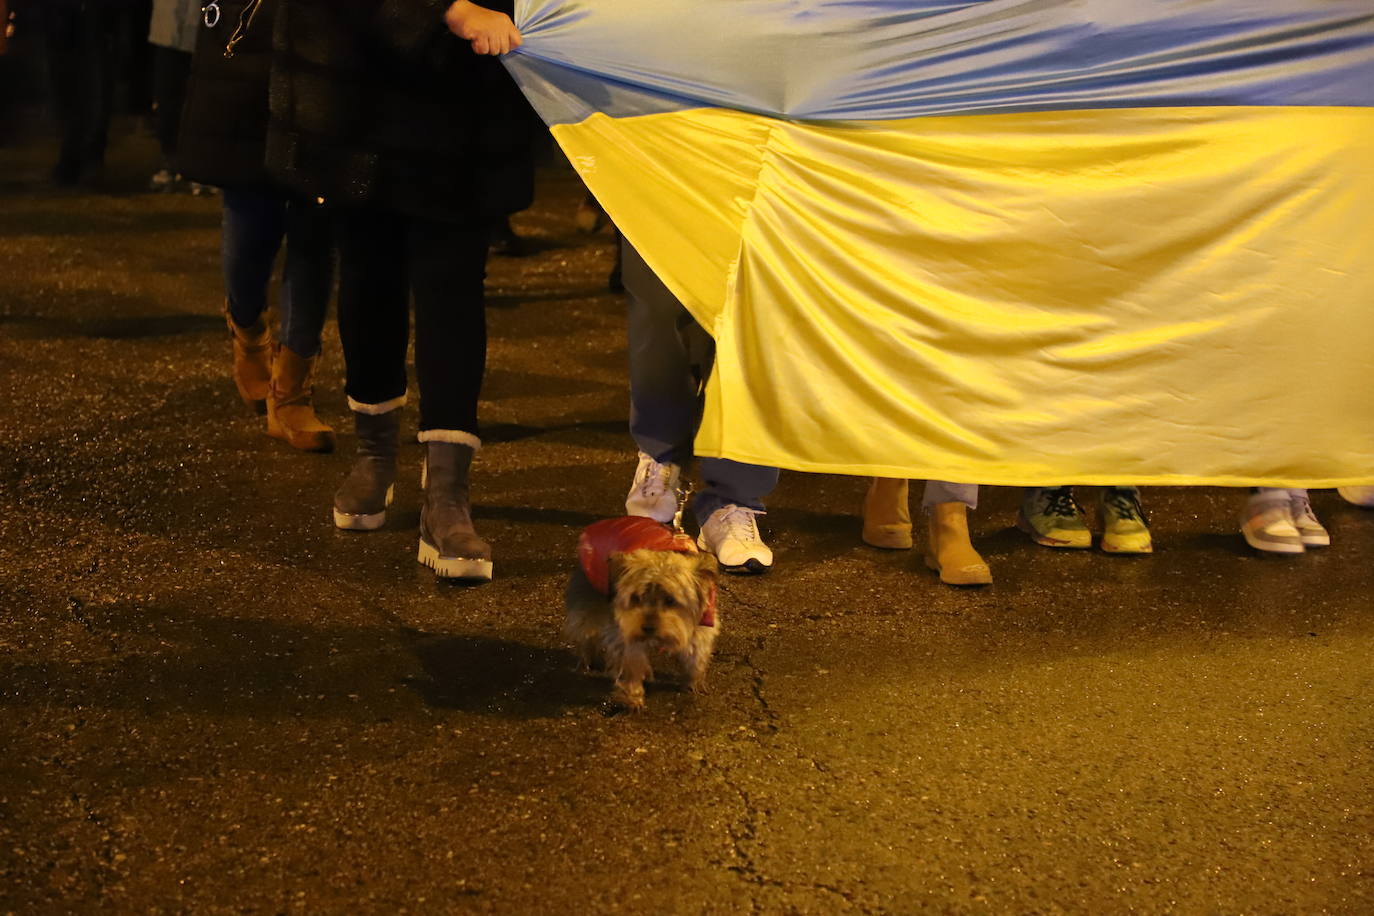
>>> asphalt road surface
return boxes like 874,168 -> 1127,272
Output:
2,129 -> 1372,914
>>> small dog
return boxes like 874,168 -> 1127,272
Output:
566,517 -> 720,711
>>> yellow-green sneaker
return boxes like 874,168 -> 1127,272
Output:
1098,486 -> 1153,554
1017,487 -> 1091,549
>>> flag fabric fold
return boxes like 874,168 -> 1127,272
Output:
505,1 -> 1374,486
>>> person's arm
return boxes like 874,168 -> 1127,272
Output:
443,0 -> 521,56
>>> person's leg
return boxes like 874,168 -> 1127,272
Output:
1098,485 -> 1153,554
669,284 -> 780,571
1286,487 -> 1329,547
278,197 -> 334,359
82,7 -> 118,174
219,187 -> 285,410
694,460 -> 778,520
222,186 -> 286,327
1240,487 -> 1304,554
922,481 -> 978,511
622,238 -> 700,521
409,216 -> 492,580
921,481 -> 991,586
1019,485 -> 1091,548
266,198 -> 335,452
862,478 -> 913,549
149,45 -> 191,185
42,5 -> 85,182
331,208 -> 409,530
624,239 -> 699,467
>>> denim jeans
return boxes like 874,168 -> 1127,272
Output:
924,481 -> 979,510
622,240 -> 779,525
222,187 -> 333,357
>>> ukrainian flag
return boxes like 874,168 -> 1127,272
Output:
505,1 -> 1374,487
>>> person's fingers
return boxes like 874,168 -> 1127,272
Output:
472,34 -> 490,55
496,34 -> 510,55
509,27 -> 522,50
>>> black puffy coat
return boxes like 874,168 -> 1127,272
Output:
176,0 -> 277,188
265,0 -> 534,223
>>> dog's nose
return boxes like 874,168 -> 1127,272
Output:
641,618 -> 658,637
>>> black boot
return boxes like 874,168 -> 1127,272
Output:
333,410 -> 400,530
418,442 -> 492,581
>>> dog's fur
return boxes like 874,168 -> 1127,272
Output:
565,548 -> 720,711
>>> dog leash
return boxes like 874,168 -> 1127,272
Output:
672,483 -> 693,534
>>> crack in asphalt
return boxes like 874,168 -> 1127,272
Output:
714,582 -> 867,910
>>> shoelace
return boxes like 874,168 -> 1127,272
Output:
1102,488 -> 1146,523
635,459 -> 674,498
718,506 -> 761,543
1290,497 -> 1318,524
1043,487 -> 1083,519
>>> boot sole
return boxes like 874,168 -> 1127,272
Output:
719,557 -> 770,575
268,425 -> 336,453
1016,513 -> 1091,549
862,525 -> 914,550
1100,539 -> 1153,554
1241,527 -> 1304,554
924,554 -> 992,586
417,538 -> 493,581
333,485 -> 394,531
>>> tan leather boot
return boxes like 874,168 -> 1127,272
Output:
924,502 -> 992,586
862,477 -> 913,549
266,344 -> 335,452
225,305 -> 272,414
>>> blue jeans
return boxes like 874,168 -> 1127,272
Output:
924,481 -> 979,510
622,240 -> 779,525
222,187 -> 333,357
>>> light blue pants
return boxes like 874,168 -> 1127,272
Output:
924,480 -> 979,510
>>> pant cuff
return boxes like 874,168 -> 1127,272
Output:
417,429 -> 481,450
348,394 -> 406,415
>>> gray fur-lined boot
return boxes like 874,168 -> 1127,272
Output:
332,410 -> 400,531
417,442 -> 492,581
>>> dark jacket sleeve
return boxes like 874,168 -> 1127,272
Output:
371,0 -> 449,57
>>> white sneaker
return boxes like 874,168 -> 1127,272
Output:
1338,486 -> 1374,507
1289,492 -> 1330,547
624,452 -> 681,523
698,504 -> 773,573
1240,498 -> 1304,554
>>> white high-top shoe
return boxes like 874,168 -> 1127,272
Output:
1338,486 -> 1374,507
698,504 -> 773,573
624,452 -> 681,523
1288,491 -> 1330,547
1239,493 -> 1304,554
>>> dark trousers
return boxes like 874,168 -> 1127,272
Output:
335,210 -> 489,436
621,239 -> 779,523
151,45 -> 191,164
41,2 -> 119,180
222,187 -> 335,358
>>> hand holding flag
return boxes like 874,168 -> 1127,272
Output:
444,0 -> 521,56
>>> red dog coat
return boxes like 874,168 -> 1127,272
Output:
577,516 -> 716,627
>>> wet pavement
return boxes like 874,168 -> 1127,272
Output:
2,129 -> 1373,914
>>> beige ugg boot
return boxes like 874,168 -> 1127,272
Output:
924,502 -> 992,586
862,478 -> 913,549
266,344 -> 335,453
225,305 -> 273,414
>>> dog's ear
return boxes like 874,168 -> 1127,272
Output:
606,551 -> 629,592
